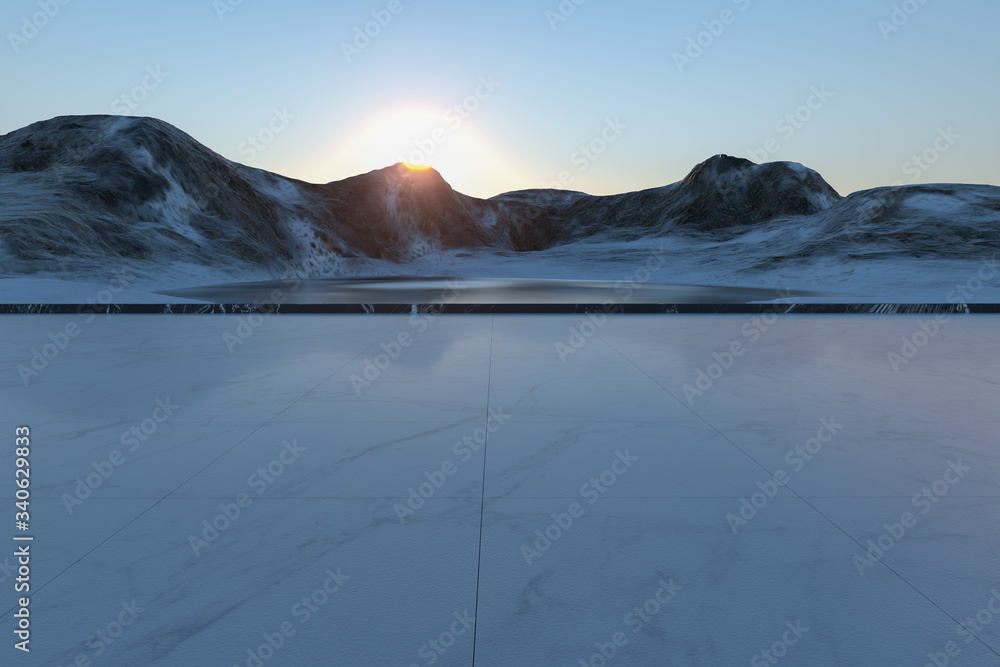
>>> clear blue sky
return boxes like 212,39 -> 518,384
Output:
2,0 -> 997,198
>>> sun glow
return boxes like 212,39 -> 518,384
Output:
333,105 -> 449,170
316,103 -> 534,198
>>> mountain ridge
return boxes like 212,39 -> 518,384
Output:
1,115 -> 998,279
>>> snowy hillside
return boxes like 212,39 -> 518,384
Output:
1,115 -> 998,302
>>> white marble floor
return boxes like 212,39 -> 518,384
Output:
0,314 -> 998,666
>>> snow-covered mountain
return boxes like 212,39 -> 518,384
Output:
1,115 -> 998,300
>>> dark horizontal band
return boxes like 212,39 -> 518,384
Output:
1,303 -> 997,315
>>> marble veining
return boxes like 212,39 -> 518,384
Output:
0,314 -> 997,665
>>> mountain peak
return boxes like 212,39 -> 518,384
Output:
676,153 -> 841,213
393,161 -> 438,173
680,154 -> 756,187
369,162 -> 456,197
388,161 -> 446,184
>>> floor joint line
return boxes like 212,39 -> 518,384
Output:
471,316 -> 495,666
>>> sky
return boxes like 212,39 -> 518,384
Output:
2,0 -> 998,199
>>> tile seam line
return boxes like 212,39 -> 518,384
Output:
471,315 -> 495,666
0,317 -> 405,620
594,327 -> 1000,660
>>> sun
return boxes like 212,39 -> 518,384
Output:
354,105 -> 449,170
316,103 -> 531,198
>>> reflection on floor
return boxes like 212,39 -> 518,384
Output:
1,314 -> 999,666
